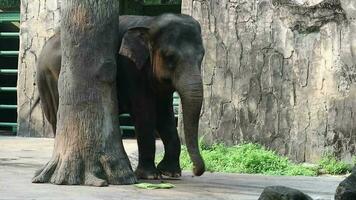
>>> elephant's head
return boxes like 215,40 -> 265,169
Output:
119,14 -> 205,176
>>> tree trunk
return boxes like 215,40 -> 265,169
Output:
17,0 -> 61,137
181,0 -> 356,163
32,0 -> 136,186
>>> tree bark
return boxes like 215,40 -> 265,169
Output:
32,0 -> 136,186
181,0 -> 356,163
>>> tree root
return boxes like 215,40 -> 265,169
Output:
32,153 -> 137,186
32,156 -> 59,183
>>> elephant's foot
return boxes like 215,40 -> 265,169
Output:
135,165 -> 162,180
157,159 -> 181,178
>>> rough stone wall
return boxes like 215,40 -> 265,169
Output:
181,0 -> 356,163
17,0 -> 61,137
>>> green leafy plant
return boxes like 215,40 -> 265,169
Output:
318,154 -> 351,175
157,142 -> 351,176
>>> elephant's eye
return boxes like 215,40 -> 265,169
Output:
165,54 -> 176,62
162,51 -> 178,69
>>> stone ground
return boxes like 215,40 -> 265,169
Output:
0,136 -> 345,200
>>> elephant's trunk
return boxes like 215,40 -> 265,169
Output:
175,73 -> 205,176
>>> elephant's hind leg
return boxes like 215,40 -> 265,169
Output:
37,69 -> 58,136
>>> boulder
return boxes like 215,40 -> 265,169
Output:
258,186 -> 313,200
335,166 -> 356,200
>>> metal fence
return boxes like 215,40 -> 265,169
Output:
0,11 -> 19,134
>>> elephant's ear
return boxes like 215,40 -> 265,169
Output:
119,27 -> 151,70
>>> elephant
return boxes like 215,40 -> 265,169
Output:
36,14 -> 205,179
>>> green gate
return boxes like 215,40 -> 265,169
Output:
0,11 -> 19,135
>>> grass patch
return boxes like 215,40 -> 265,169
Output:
318,154 -> 351,175
157,142 -> 352,176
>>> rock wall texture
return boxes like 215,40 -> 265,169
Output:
17,0 -> 60,137
181,0 -> 356,163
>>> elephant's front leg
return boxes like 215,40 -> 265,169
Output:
131,97 -> 161,179
156,96 -> 182,177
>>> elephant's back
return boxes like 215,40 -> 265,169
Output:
37,31 -> 61,78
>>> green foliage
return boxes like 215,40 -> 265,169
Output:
318,154 -> 351,175
194,143 -> 317,175
157,142 -> 351,176
283,165 -> 317,176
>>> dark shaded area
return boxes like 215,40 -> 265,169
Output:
0,21 -> 19,135
0,0 -> 20,11
119,0 -> 181,16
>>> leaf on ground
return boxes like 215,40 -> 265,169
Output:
134,183 -> 175,189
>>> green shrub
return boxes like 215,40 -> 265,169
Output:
158,142 -> 317,176
157,142 -> 350,176
318,154 -> 351,175
283,165 -> 317,176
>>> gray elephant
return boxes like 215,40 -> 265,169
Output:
36,14 -> 205,179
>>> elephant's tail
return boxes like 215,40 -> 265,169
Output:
28,95 -> 40,116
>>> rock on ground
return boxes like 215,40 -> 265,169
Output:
258,185 -> 313,200
335,166 -> 356,200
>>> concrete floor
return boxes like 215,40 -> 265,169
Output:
0,136 -> 345,200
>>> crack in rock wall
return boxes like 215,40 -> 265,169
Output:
181,0 -> 356,163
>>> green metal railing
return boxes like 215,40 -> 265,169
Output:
0,87 -> 16,92
0,32 -> 19,37
119,113 -> 134,132
0,122 -> 16,127
0,69 -> 17,74
120,125 -> 135,131
0,50 -> 18,56
0,12 -> 20,22
0,11 -> 20,132
0,104 -> 16,109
